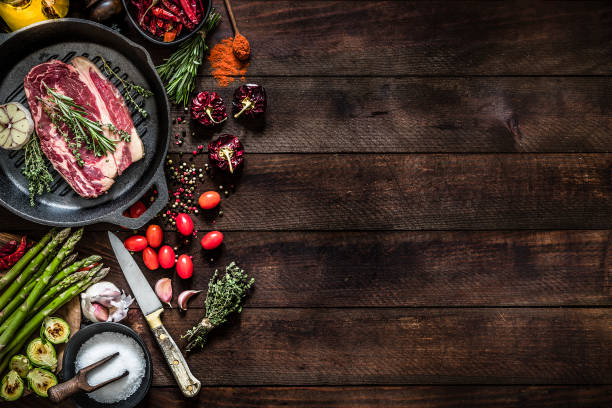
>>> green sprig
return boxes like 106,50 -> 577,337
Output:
100,57 -> 152,117
182,262 -> 254,352
157,10 -> 221,107
39,83 -> 130,166
22,133 -> 53,207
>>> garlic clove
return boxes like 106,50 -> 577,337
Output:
177,290 -> 202,311
155,278 -> 172,307
92,302 -> 110,322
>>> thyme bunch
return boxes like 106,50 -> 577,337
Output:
157,10 -> 221,107
39,83 -> 130,166
22,133 -> 53,206
182,262 -> 254,353
100,57 -> 153,117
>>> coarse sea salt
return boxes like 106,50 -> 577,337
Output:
75,331 -> 145,404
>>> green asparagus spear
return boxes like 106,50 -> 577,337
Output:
0,249 -> 62,328
0,254 -> 100,328
0,266 -> 109,371
31,264 -> 103,313
0,229 -> 56,292
49,255 -> 101,287
58,253 -> 78,273
0,228 -> 70,312
0,228 -> 81,355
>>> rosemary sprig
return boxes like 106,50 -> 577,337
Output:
22,133 -> 53,207
100,57 -> 153,118
157,10 -> 221,107
182,262 -> 254,353
39,83 -> 130,166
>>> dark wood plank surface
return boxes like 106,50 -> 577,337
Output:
167,77 -> 612,153
4,154 -> 612,231
4,1 -> 612,407
128,1 -> 612,76
118,308 -> 612,386
14,385 -> 612,408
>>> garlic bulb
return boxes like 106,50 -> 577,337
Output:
80,281 -> 134,323
0,102 -> 33,150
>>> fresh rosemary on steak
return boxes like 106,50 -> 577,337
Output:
100,57 -> 153,118
22,133 -> 53,207
182,262 -> 254,353
38,83 -> 130,166
157,10 -> 221,107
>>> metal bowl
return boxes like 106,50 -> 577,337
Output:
122,0 -> 212,46
60,322 -> 153,408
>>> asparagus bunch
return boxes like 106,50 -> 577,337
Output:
0,228 -> 105,367
0,266 -> 109,373
0,254 -> 99,326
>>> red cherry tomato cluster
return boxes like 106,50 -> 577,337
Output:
123,190 -> 227,282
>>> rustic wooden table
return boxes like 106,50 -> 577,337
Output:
5,0 -> 612,406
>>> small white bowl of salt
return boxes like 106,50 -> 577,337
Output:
60,322 -> 152,408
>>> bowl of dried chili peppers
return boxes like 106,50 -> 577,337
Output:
124,0 -> 211,45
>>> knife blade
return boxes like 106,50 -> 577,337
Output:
108,232 -> 162,316
108,231 -> 201,398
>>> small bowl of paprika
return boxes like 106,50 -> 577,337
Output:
123,0 -> 212,45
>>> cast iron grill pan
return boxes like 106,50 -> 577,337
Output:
0,19 -> 170,228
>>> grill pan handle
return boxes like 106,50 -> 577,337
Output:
101,164 -> 169,229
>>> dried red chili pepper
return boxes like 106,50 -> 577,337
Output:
208,134 -> 244,174
0,240 -> 17,257
0,236 -> 27,270
152,6 -> 180,22
232,84 -> 267,120
162,0 -> 190,26
191,91 -> 227,127
179,0 -> 197,24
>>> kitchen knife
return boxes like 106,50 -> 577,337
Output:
108,231 -> 201,398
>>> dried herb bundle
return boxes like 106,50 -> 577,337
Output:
182,262 -> 254,352
22,133 -> 53,206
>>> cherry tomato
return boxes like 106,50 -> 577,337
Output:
176,254 -> 193,279
198,191 -> 221,210
158,245 -> 176,269
176,213 -> 194,236
124,235 -> 148,252
146,225 -> 163,248
201,231 -> 223,250
143,247 -> 159,270
129,201 -> 147,218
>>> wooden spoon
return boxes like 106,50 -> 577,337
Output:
47,352 -> 129,403
223,0 -> 250,60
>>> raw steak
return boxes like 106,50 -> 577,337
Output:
23,58 -> 144,198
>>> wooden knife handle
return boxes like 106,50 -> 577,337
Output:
146,309 -> 201,398
48,376 -> 80,403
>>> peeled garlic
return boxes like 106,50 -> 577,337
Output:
0,102 -> 33,150
178,290 -> 202,311
155,278 -> 172,307
80,281 -> 134,322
